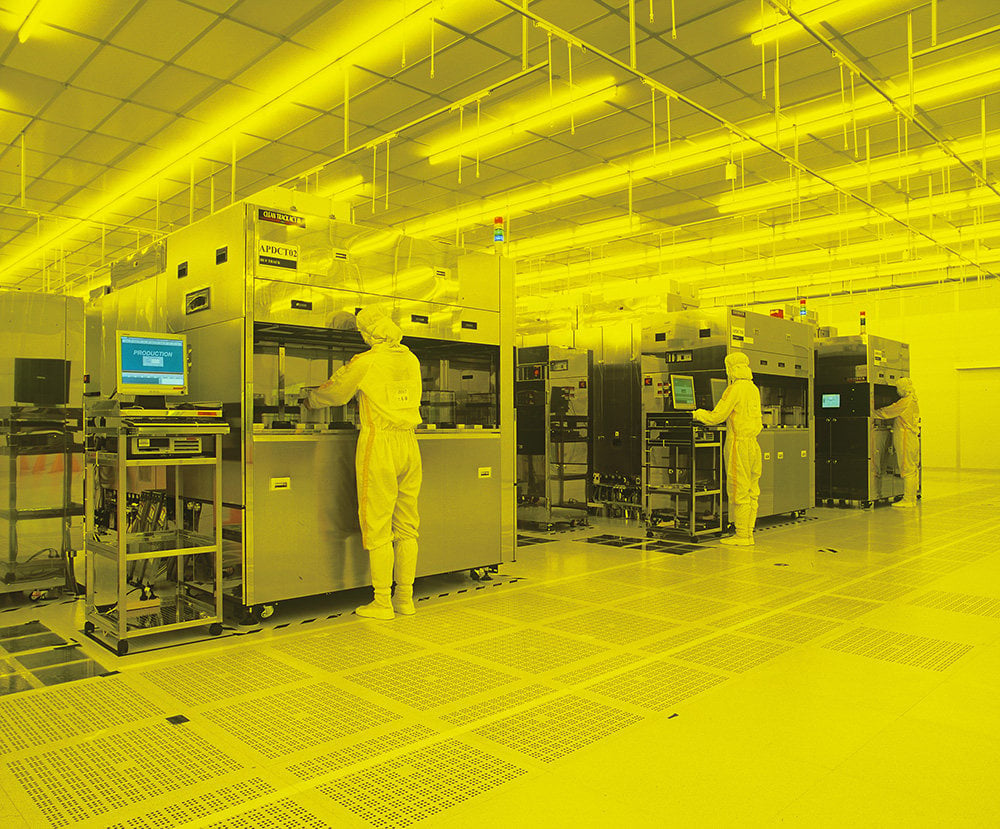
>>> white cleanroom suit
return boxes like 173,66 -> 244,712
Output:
692,352 -> 763,546
874,377 -> 920,508
306,306 -> 423,619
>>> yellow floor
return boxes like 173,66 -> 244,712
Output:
1,470 -> 998,828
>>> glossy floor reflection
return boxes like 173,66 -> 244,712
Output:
0,470 -> 998,827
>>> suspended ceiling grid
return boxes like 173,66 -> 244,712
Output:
0,0 -> 998,311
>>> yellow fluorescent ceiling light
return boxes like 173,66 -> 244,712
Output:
521,188 -> 1000,288
751,0 -> 895,46
410,56 -> 1000,243
0,0 -> 480,281
699,249 -> 1000,298
317,174 -> 366,198
715,135 -> 1000,213
519,241 -> 1000,312
16,0 -> 46,43
509,216 -> 643,259
426,78 -> 618,164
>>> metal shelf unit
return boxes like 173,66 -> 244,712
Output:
0,407 -> 83,597
643,412 -> 725,540
515,346 -> 591,530
83,420 -> 228,655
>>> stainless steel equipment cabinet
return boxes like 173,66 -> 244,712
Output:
515,346 -> 590,530
642,309 -> 815,520
84,193 -> 515,622
814,335 -> 911,506
644,412 -> 725,539
83,402 -> 229,654
1,407 -> 83,598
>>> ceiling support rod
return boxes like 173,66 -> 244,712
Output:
491,0 -> 994,278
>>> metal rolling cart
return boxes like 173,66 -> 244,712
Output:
83,401 -> 229,655
644,412 -> 725,540
1,406 -> 83,599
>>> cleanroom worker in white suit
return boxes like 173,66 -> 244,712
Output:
305,307 -> 423,619
874,377 -> 920,508
692,352 -> 763,546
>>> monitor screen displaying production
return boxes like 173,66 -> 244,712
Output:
821,393 -> 841,409
117,332 -> 187,395
710,378 -> 728,408
670,374 -> 697,410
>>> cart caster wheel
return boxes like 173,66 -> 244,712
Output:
116,641 -> 129,657
84,621 -> 95,634
259,604 -> 275,620
208,623 -> 223,636
470,568 -> 492,581
28,590 -> 47,602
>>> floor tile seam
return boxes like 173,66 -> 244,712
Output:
543,646 -> 716,691
658,652 -> 746,679
58,767 -> 305,829
122,586 -> 528,674
459,604 -> 593,626
0,671 -> 171,730
915,520 -> 1000,556
124,659 -> 353,712
1,650 -> 93,679
901,591 -> 1000,619
0,706 -> 186,762
824,712 -> 1000,793
764,770 -> 907,825
195,699 -> 412,764
514,547 -> 724,588
639,628 -> 718,654
833,605 -> 998,649
0,742 -> 263,826
136,665 -> 424,737
743,509 -> 863,541
818,624 -> 981,668
531,620 -> 680,648
544,680 -> 702,720
269,690 -> 578,791
402,638 -> 593,682
729,616 -> 855,648
382,626 -> 534,649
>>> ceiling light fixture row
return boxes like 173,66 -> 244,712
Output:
776,0 -> 1000,206
0,0 -> 484,286
457,0 -> 992,289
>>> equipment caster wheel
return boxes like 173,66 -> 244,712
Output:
470,567 -> 492,581
84,621 -> 95,634
209,623 -> 223,636
116,641 -> 129,656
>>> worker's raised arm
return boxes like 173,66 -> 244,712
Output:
693,384 -> 738,425
873,397 -> 907,420
306,353 -> 371,408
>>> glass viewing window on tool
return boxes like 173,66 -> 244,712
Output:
710,378 -> 728,408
